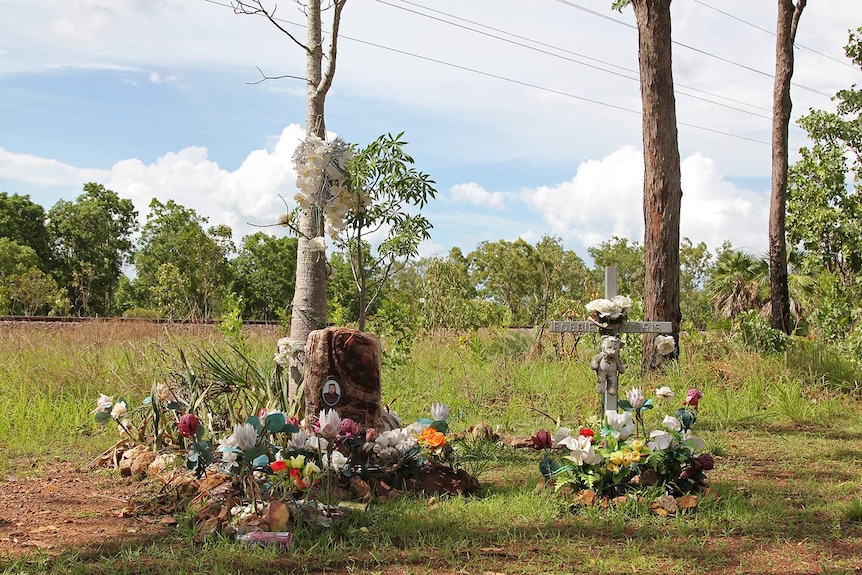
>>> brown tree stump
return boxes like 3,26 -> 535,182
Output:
303,327 -> 383,430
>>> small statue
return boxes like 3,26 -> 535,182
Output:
591,335 -> 626,404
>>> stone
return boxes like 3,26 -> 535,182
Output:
304,327 -> 383,430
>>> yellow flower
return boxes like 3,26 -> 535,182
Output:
289,454 -> 305,469
622,451 -> 633,466
607,462 -> 620,473
303,461 -> 321,477
630,450 -> 642,463
609,451 -> 624,465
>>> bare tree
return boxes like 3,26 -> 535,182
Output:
234,0 -> 347,396
613,0 -> 683,371
769,0 -> 806,334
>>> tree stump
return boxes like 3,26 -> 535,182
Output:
303,327 -> 383,430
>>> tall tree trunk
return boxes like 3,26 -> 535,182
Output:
631,0 -> 683,372
769,0 -> 805,334
288,0 -> 346,397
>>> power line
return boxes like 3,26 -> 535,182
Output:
201,0 -> 770,145
692,0 -> 859,70
552,0 -> 834,98
378,0 -> 775,120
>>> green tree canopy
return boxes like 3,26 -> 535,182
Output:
47,183 -> 137,315
231,232 -> 298,321
0,192 -> 52,270
133,198 -> 233,319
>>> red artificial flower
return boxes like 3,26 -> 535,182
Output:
579,427 -> 595,439
270,460 -> 288,473
177,413 -> 199,438
530,429 -> 552,450
695,453 -> 714,471
683,388 -> 703,408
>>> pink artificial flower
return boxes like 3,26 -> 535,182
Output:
340,418 -> 361,437
683,388 -> 703,408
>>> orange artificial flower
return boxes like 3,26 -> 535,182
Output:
418,427 -> 446,448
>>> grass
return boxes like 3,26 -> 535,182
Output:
3,321 -> 862,573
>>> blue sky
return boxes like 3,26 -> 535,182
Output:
1,0 -> 860,264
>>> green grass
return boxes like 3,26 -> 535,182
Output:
3,321 -> 862,573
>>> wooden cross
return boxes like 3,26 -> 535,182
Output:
550,266 -> 672,413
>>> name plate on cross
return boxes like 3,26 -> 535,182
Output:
550,321 -> 672,334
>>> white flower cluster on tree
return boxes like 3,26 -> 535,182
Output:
289,134 -> 362,242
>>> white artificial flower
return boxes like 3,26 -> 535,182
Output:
648,429 -> 674,451
626,388 -> 645,410
289,429 -> 308,450
552,427 -> 573,448
221,450 -> 239,470
277,212 -> 292,227
323,450 -> 348,472
663,415 -> 682,432
430,402 -> 449,421
655,386 -> 675,400
316,409 -> 341,439
230,423 -> 258,451
586,298 -> 615,316
305,435 -> 329,453
110,400 -> 128,419
605,410 -> 635,440
611,295 -> 632,311
406,421 -> 430,435
566,435 -> 602,466
682,430 -> 705,451
96,393 -> 113,411
655,335 -> 676,356
307,236 -> 326,253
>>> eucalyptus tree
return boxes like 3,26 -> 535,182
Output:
335,133 -> 437,331
612,0 -> 682,369
0,238 -> 61,315
233,0 -> 347,397
47,183 -> 137,316
768,0 -> 807,335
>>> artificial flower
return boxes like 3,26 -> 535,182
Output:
655,386 -> 675,400
579,427 -> 595,439
605,411 -> 635,440
288,454 -> 306,469
303,461 -> 321,477
565,434 -> 602,466
431,402 -> 449,421
626,387 -> 646,410
315,409 -> 342,439
177,413 -> 200,438
683,388 -> 703,408
307,236 -> 326,253
96,393 -> 112,410
323,450 -> 348,471
695,453 -> 715,471
230,422 -> 258,451
110,400 -> 128,419
552,427 -> 573,448
288,429 -> 308,450
662,415 -> 682,432
276,212 -> 292,227
647,429 -> 673,450
530,429 -> 552,450
418,427 -> 446,449
655,335 -> 676,356
270,460 -> 287,473
340,418 -> 362,437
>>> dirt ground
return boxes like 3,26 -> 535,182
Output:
0,461 -> 172,559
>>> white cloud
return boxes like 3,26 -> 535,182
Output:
449,182 -> 505,210
0,148 -> 110,187
521,145 -> 769,255
149,71 -> 178,84
107,124 -> 306,246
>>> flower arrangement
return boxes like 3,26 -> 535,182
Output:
534,387 -> 711,499
585,295 -> 632,325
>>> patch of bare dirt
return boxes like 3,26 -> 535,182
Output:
0,462 -> 172,559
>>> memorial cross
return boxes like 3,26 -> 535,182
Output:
550,266 -> 672,413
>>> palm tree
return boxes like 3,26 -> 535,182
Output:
706,250 -> 769,319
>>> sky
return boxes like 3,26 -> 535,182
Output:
1,0 -> 860,266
